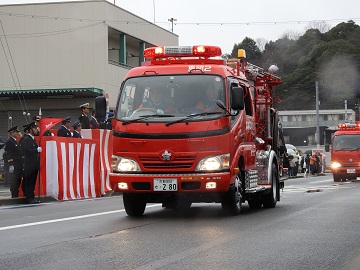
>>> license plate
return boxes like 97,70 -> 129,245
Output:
153,178 -> 177,191
347,169 -> 356,173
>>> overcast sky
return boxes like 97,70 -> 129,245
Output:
2,0 -> 360,54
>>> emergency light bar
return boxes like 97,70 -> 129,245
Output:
338,122 -> 360,129
144,45 -> 222,59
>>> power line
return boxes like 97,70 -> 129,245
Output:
0,22 -> 103,38
0,19 -> 30,122
0,10 -> 359,28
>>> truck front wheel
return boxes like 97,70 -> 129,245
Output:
262,163 -> 278,208
123,193 -> 146,217
221,175 -> 242,215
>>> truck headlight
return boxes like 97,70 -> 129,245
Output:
330,162 -> 341,169
195,154 -> 230,172
111,155 -> 141,172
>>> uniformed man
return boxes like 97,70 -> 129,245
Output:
21,122 -> 41,204
72,120 -> 82,138
57,116 -> 72,137
33,115 -> 53,136
4,126 -> 23,198
79,103 -> 91,129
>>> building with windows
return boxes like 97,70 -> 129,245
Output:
279,109 -> 356,146
0,0 -> 177,135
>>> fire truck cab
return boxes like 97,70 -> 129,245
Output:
96,45 -> 287,216
327,122 -> 360,181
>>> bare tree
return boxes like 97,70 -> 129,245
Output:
281,30 -> 302,40
256,37 -> 268,52
305,21 -> 331,33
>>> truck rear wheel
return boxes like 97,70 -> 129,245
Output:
123,193 -> 146,217
262,163 -> 278,208
221,175 -> 242,215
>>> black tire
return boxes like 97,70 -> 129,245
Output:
263,163 -> 278,208
123,193 -> 146,217
221,175 -> 242,215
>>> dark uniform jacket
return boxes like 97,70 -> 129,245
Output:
4,137 -> 23,170
79,114 -> 90,129
89,117 -> 99,129
20,134 -> 40,171
57,125 -> 72,137
72,130 -> 82,138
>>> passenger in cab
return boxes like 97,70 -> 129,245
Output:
195,82 -> 221,112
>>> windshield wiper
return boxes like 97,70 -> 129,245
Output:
122,114 -> 175,125
165,112 -> 222,127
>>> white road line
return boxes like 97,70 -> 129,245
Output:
0,204 -> 162,231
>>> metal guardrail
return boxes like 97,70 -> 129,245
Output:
281,120 -> 340,128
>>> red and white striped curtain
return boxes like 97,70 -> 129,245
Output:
32,129 -> 113,201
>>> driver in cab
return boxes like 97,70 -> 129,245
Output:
137,87 -> 173,114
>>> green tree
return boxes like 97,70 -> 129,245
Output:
231,37 -> 261,64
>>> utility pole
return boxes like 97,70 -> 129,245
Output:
168,18 -> 177,33
315,81 -> 320,149
344,99 -> 348,122
355,98 -> 360,121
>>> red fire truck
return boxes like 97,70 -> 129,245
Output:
96,45 -> 287,216
327,122 -> 360,182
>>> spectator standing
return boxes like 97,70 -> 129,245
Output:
72,120 -> 82,138
79,103 -> 91,129
57,117 -> 72,137
304,154 -> 310,178
4,126 -> 23,198
316,153 -> 323,174
89,109 -> 99,129
288,155 -> 296,177
309,154 -> 317,175
21,122 -> 41,204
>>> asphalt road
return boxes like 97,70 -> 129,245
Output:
1,175 -> 360,270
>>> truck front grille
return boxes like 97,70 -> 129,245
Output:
139,155 -> 196,169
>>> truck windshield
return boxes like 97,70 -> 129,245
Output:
333,134 -> 360,150
116,74 -> 226,122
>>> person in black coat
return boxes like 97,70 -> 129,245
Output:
79,103 -> 91,129
20,122 -> 41,204
4,126 -> 23,198
72,120 -> 82,138
57,117 -> 72,137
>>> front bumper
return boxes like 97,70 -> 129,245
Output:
110,172 -> 232,193
331,167 -> 360,177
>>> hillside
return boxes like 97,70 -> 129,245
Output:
228,21 -> 360,112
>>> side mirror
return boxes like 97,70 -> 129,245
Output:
230,86 -> 245,111
325,144 -> 330,152
95,96 -> 107,122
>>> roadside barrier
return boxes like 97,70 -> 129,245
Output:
18,129 -> 112,201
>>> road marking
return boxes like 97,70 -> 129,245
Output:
0,204 -> 161,231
